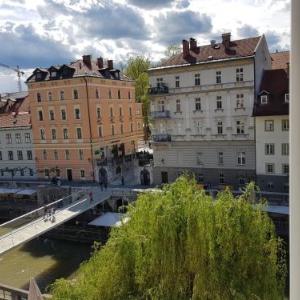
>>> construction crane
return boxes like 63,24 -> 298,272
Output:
0,63 -> 25,92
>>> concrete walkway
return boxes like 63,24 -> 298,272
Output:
0,188 -> 112,255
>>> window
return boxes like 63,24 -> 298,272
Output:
239,177 -> 246,185
42,149 -> 47,160
61,109 -> 66,120
282,143 -> 289,155
131,123 -> 133,132
175,76 -> 180,88
176,99 -> 181,113
97,107 -> 101,119
128,91 -> 131,99
216,96 -> 222,109
45,169 -> 49,177
38,110 -> 43,121
51,128 -> 57,140
219,173 -> 225,184
109,89 -> 112,99
195,98 -> 201,111
15,133 -> 21,144
0,151 -> 2,160
137,122 -> 141,130
51,71 -> 57,78
37,93 -> 41,102
65,150 -> 70,160
29,169 -> 33,176
8,151 -> 13,160
265,120 -> 274,131
156,77 -> 163,87
75,108 -> 81,119
49,110 -> 54,120
118,90 -> 121,99
236,68 -> 244,82
110,107 -> 114,117
265,143 -> 275,155
282,119 -> 289,131
236,94 -> 244,108
196,173 -> 204,183
6,133 -> 12,144
120,124 -> 124,134
48,92 -> 52,101
129,107 -> 132,116
236,121 -> 245,134
285,93 -> 289,103
56,168 -> 60,177
79,149 -> 84,160
268,182 -> 274,190
73,89 -> 78,99
237,152 -> 246,166
119,107 -> 123,116
40,128 -> 45,140
17,150 -> 23,160
282,164 -> 289,175
96,89 -> 100,99
196,152 -> 202,165
98,126 -> 103,137
25,133 -> 31,143
266,163 -> 274,174
80,169 -> 85,178
217,121 -> 223,134
111,125 -> 115,136
60,90 -> 65,100
195,73 -> 200,86
218,152 -> 224,164
63,128 -> 68,139
261,95 -> 268,104
76,128 -> 82,139
54,150 -> 58,160
216,71 -> 222,83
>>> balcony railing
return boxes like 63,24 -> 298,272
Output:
149,85 -> 169,95
151,110 -> 170,118
152,134 -> 171,142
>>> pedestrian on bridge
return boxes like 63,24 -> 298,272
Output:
89,191 -> 93,203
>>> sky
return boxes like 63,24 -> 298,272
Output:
0,0 -> 290,93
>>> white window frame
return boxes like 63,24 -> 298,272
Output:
285,93 -> 289,103
261,95 -> 268,104
237,152 -> 246,166
265,143 -> 275,155
265,163 -> 275,174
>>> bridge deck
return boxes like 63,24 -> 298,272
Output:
0,189 -> 111,255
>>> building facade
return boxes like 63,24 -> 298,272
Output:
148,33 -> 271,188
26,55 -> 143,182
253,51 -> 289,193
0,94 -> 36,180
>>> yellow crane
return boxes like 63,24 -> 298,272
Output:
0,63 -> 25,92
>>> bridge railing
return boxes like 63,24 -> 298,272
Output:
0,190 -> 88,238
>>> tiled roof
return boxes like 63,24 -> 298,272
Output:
153,36 -> 261,69
0,94 -> 28,114
253,69 -> 289,116
0,112 -> 31,129
271,51 -> 290,70
26,57 -> 130,83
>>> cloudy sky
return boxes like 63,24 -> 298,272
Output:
0,0 -> 290,93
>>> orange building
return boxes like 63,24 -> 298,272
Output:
26,55 -> 144,182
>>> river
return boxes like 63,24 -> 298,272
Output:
0,237 -> 92,293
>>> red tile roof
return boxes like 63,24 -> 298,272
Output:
0,112 -> 31,129
153,36 -> 261,69
271,51 -> 290,70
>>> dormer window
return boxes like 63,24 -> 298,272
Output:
285,93 -> 289,103
36,72 -> 42,80
261,95 -> 268,104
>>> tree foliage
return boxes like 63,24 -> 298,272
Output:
124,57 -> 151,139
51,177 -> 286,300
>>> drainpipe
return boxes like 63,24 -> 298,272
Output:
83,76 -> 95,182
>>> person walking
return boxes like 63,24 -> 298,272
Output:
89,191 -> 93,203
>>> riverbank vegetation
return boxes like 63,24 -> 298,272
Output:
51,176 -> 286,300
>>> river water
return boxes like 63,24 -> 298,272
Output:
0,237 -> 92,293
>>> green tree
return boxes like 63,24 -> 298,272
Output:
124,56 -> 151,140
51,177 -> 286,300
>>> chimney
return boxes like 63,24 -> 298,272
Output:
107,59 -> 113,69
97,57 -> 104,69
222,32 -> 231,49
82,55 -> 92,69
210,40 -> 216,47
189,37 -> 200,54
182,39 -> 189,59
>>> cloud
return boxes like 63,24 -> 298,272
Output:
237,24 -> 259,38
265,30 -> 282,51
0,24 -> 73,68
127,0 -> 174,9
176,0 -> 190,9
154,10 -> 212,45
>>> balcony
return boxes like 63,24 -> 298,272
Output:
151,110 -> 170,119
149,85 -> 169,95
152,134 -> 171,142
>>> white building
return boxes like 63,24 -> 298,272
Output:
254,51 -> 289,193
0,95 -> 36,180
148,33 -> 271,187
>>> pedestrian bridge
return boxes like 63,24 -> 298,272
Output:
0,188 -> 113,255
